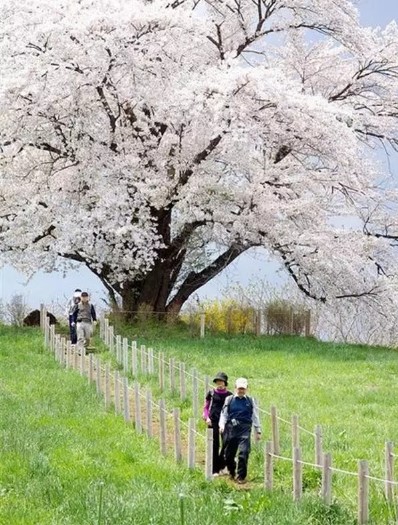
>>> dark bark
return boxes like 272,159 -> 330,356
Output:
97,243 -> 249,319
166,244 -> 248,313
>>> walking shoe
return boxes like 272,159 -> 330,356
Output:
236,477 -> 246,485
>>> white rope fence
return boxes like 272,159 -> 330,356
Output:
41,309 -> 212,481
40,306 -> 398,523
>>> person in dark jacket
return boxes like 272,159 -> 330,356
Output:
203,372 -> 233,476
72,291 -> 97,354
219,377 -> 261,484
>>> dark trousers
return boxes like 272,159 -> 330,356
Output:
224,423 -> 251,480
68,315 -> 77,344
211,422 -> 226,473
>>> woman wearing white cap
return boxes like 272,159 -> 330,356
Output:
219,377 -> 261,484
65,289 -> 81,344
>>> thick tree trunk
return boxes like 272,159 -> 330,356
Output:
115,261 -> 172,320
110,244 -> 248,321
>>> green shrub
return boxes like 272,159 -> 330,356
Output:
266,300 -> 308,335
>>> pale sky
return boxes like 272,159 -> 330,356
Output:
1,0 -> 397,310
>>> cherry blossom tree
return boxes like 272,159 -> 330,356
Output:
1,0 -> 398,317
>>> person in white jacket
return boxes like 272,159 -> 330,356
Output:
65,289 -> 81,344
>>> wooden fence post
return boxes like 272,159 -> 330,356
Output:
264,440 -> 273,490
99,317 -> 104,340
114,371 -> 120,414
109,326 -> 114,353
40,303 -> 45,331
80,347 -> 86,376
62,338 -> 70,368
50,325 -> 55,353
292,414 -> 299,452
66,341 -> 72,368
179,362 -> 187,401
293,447 -> 302,501
44,318 -> 49,347
96,357 -> 101,394
131,341 -> 138,377
57,336 -> 62,361
192,368 -> 199,418
88,353 -> 94,383
271,406 -> 280,456
59,339 -> 64,365
53,335 -> 58,360
95,357 -> 102,394
50,321 -> 55,349
315,424 -> 323,466
385,441 -> 394,502
123,377 -> 131,423
116,335 -> 122,364
173,408 -> 182,463
205,428 -> 213,480
50,324 -> 56,352
188,418 -> 196,469
358,460 -> 369,525
103,318 -> 109,344
105,364 -> 110,409
140,345 -> 147,376
55,335 -> 60,362
146,389 -> 153,438
134,381 -> 142,433
122,338 -> 129,373
322,452 -> 332,505
73,345 -> 78,370
61,338 -> 66,365
159,352 -> 165,392
59,337 -> 64,362
200,312 -> 205,338
169,358 -> 176,393
148,348 -> 154,374
159,399 -> 167,456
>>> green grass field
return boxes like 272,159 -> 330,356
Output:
107,320 -> 398,522
1,324 -> 361,525
3,323 -> 398,523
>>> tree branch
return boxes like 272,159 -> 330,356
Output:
166,243 -> 248,311
32,225 -> 56,244
179,133 -> 224,187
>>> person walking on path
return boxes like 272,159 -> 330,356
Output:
203,372 -> 233,476
72,292 -> 97,354
65,289 -> 81,344
219,377 -> 261,484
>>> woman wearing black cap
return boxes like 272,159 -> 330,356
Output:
202,372 -> 233,476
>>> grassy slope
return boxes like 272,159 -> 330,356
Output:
0,325 -> 355,525
112,323 -> 398,515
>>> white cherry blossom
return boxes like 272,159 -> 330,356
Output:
1,0 -> 398,315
